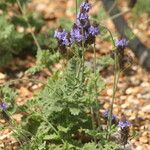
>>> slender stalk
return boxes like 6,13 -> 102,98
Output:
76,60 -> 82,78
76,0 -> 78,19
74,45 -> 82,78
100,26 -> 121,138
93,43 -> 101,128
89,43 -> 101,142
81,28 -> 85,83
108,49 -> 120,138
104,26 -> 116,47
90,106 -> 96,142
16,0 -> 41,51
93,44 -> 97,75
81,47 -> 85,82
42,116 -> 65,144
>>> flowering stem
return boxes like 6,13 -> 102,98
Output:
107,50 -> 120,139
90,106 -> 96,142
76,0 -> 78,19
100,26 -> 121,138
81,28 -> 85,83
81,47 -> 85,82
93,43 -> 101,128
76,59 -> 82,78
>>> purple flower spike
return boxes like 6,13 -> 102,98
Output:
76,18 -> 90,29
71,24 -> 84,42
54,1 -> 99,47
54,26 -> 72,47
77,12 -> 89,21
118,115 -> 131,129
77,2 -> 90,28
54,26 -> 67,41
61,33 -> 72,46
103,110 -> 117,121
80,0 -> 92,12
116,38 -> 128,49
0,102 -> 8,111
88,25 -> 100,36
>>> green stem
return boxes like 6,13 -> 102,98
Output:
93,43 -> 101,128
76,0 -> 78,19
90,106 -> 96,142
16,0 -> 41,51
103,26 -> 116,47
81,47 -> 85,82
81,28 -> 85,83
42,116 -> 65,144
76,60 -> 82,78
108,49 -> 120,137
100,26 -> 121,138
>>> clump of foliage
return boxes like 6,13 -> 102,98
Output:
0,0 -> 59,68
0,16 -> 24,66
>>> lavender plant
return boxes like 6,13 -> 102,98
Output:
0,1 -> 133,149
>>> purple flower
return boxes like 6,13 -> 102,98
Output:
103,110 -> 117,121
70,24 -> 84,42
54,1 -> 99,47
80,0 -> 92,12
76,18 -> 90,29
88,25 -> 100,36
62,33 -> 72,46
54,27 -> 72,47
118,121 -> 131,129
54,26 -> 67,41
77,1 -> 90,28
77,12 -> 89,21
0,102 -> 8,111
118,115 -> 131,129
116,38 -> 128,49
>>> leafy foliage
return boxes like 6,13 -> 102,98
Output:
0,16 -> 24,66
15,55 -> 118,149
0,0 -> 55,67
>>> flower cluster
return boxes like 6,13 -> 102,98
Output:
118,115 -> 131,145
103,110 -> 117,123
115,38 -> 128,68
115,38 -> 128,49
80,0 -> 91,12
54,0 -> 100,51
118,115 -> 131,129
0,102 -> 8,111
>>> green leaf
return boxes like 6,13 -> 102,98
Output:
43,134 -> 59,140
57,125 -> 69,133
69,108 -> 80,115
82,142 -> 98,150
